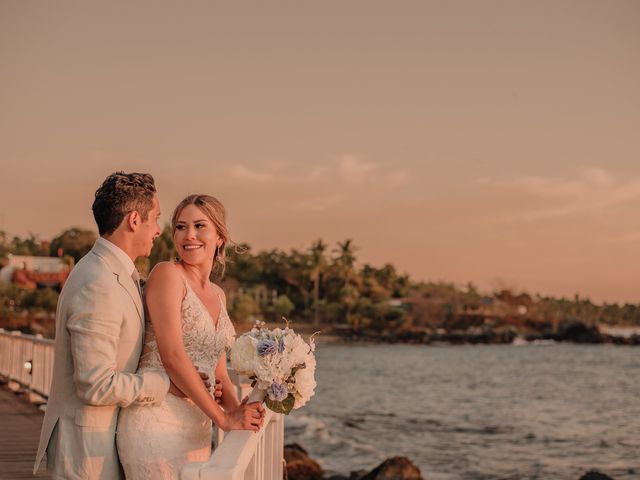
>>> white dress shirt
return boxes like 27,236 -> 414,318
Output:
97,237 -> 137,277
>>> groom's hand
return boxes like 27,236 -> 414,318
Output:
198,371 -> 211,391
168,381 -> 186,397
214,379 -> 223,405
168,370 -> 211,398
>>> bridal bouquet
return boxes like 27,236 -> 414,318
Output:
230,320 -> 317,414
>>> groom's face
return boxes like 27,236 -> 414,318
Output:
136,195 -> 161,257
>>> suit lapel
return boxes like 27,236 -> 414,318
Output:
115,272 -> 144,322
90,241 -> 144,322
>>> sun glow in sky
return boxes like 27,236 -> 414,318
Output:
1,1 -> 639,303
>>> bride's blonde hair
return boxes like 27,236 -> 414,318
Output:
171,194 -> 230,277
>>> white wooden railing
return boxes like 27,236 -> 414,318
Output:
183,403 -> 284,480
0,329 -> 54,398
0,329 -> 284,480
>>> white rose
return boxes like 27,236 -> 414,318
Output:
285,333 -> 310,367
230,335 -> 258,376
253,360 -> 275,385
293,353 -> 316,408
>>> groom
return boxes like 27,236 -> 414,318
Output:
34,172 -> 205,479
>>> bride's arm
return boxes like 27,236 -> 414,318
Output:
215,353 -> 240,411
145,263 -> 260,432
213,286 -> 241,411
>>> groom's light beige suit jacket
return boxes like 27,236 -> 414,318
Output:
34,239 -> 169,480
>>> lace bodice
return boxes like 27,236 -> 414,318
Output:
138,276 -> 236,376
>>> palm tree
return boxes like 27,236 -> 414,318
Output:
333,239 -> 361,327
309,239 -> 327,326
335,239 -> 357,271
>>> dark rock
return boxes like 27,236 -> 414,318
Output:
556,319 -> 603,343
287,461 -> 324,480
284,443 -> 311,463
284,443 -> 324,480
359,456 -> 423,480
349,469 -> 369,480
579,470 -> 614,480
394,328 -> 430,344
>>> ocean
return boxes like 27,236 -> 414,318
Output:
284,343 -> 640,480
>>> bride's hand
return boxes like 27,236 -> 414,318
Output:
222,397 -> 265,432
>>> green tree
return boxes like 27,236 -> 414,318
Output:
149,224 -> 176,270
273,294 -> 295,320
230,293 -> 261,324
23,288 -> 59,312
0,284 -> 28,314
3,232 -> 48,256
50,228 -> 97,263
226,244 -> 263,285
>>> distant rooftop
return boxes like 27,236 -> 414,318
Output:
0,255 -> 68,285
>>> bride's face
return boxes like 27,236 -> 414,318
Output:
173,204 -> 221,267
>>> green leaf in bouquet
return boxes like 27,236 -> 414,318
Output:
265,393 -> 295,415
289,363 -> 306,382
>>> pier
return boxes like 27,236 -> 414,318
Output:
0,386 -> 48,478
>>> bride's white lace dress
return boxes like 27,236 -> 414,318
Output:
117,274 -> 235,479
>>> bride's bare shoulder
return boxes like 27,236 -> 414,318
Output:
146,262 -> 183,290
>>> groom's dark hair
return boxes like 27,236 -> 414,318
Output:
92,172 -> 157,236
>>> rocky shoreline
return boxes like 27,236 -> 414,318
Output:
284,444 -> 423,480
4,315 -> 640,347
326,319 -> 640,346
284,444 -> 619,480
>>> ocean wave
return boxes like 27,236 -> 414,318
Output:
285,413 -> 331,442
512,338 -> 558,346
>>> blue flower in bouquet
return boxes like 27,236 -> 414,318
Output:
267,382 -> 289,402
278,337 -> 285,353
257,339 -> 277,357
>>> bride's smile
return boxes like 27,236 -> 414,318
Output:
174,204 -> 222,265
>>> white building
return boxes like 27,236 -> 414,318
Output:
0,255 -> 68,284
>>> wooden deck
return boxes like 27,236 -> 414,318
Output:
0,385 -> 49,479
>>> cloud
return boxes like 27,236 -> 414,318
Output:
386,171 -> 409,189
602,231 -> 640,244
478,167 -> 613,199
478,167 -> 640,221
228,165 -> 274,182
225,155 -> 412,216
226,155 -> 411,190
292,194 -> 345,212
309,165 -> 330,181
337,154 -> 375,183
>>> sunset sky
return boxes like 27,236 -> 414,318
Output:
1,1 -> 639,303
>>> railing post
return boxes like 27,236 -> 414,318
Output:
0,330 -> 55,399
9,331 -> 21,388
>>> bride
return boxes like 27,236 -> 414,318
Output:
117,194 -> 265,479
